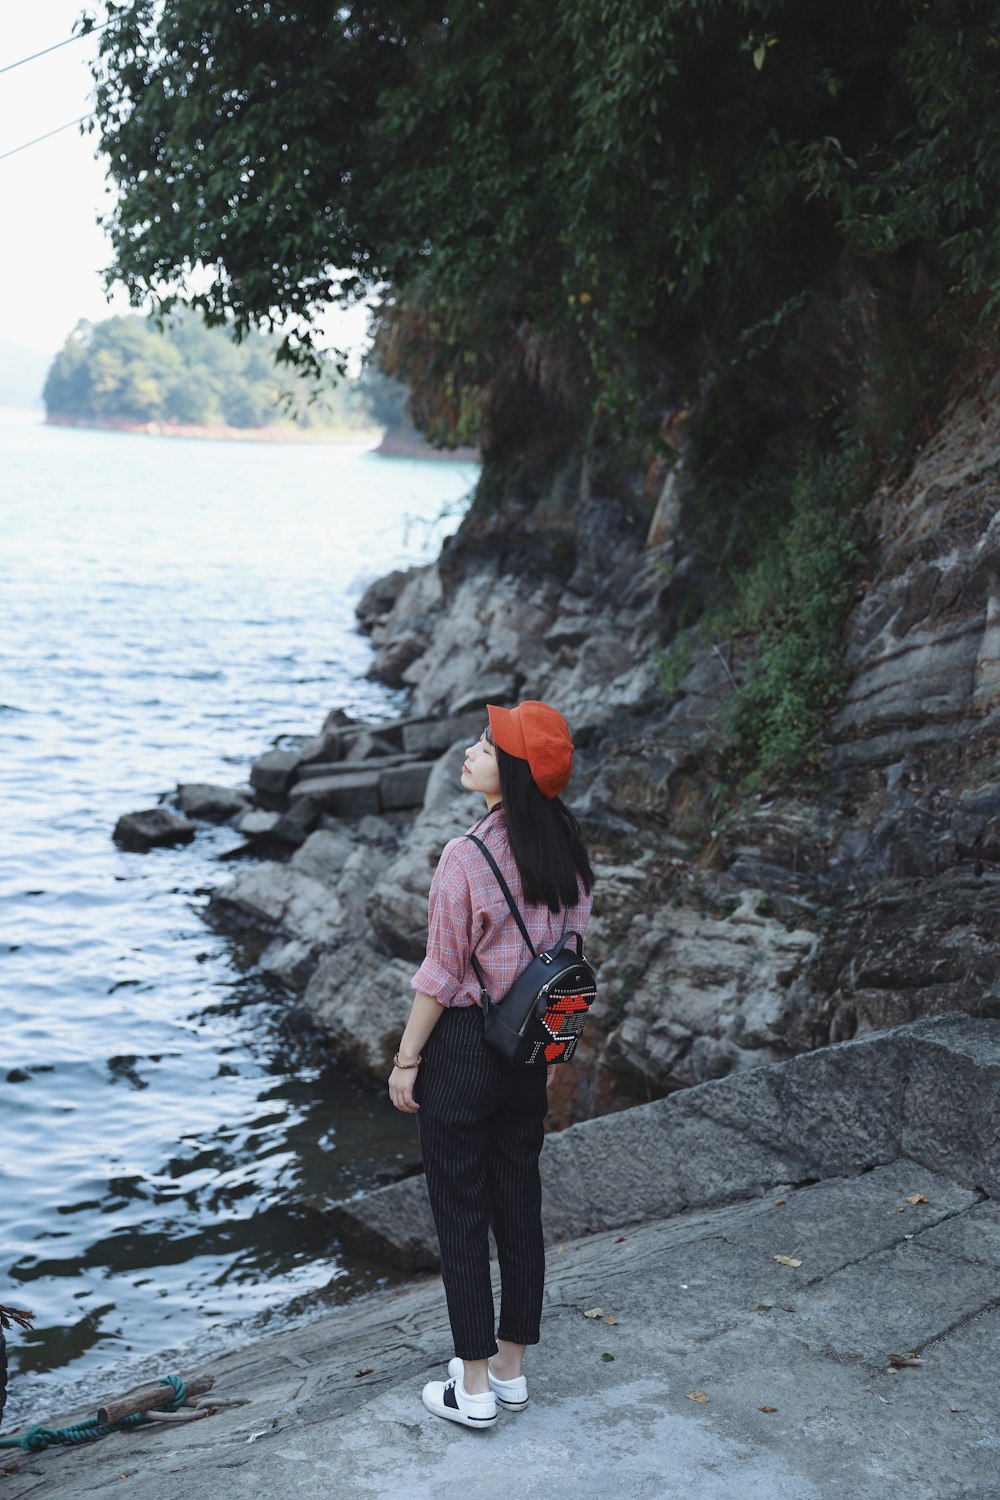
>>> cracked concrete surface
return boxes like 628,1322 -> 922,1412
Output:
2,1017 -> 999,1500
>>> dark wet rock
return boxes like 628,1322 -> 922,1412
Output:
234,808 -> 282,839
401,713 -> 485,757
250,748 -> 302,796
288,769 -> 383,819
378,762 -> 434,811
114,808 -> 196,852
176,783 -> 250,822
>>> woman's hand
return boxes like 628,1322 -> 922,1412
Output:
388,1063 -> 420,1113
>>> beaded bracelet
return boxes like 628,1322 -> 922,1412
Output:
393,1052 -> 422,1069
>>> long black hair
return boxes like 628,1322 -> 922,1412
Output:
489,733 -> 595,912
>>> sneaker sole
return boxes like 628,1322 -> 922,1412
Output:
421,1389 -> 497,1428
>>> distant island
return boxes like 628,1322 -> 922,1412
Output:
41,312 -> 474,455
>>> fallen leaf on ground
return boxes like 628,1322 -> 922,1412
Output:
687,1388 -> 710,1403
616,1236 -> 626,1242
603,1314 -> 618,1325
583,1307 -> 604,1318
772,1199 -> 786,1208
897,1205 -> 907,1213
355,1367 -> 374,1377
948,1404 -> 961,1413
773,1255 -> 803,1268
905,1192 -> 929,1205
888,1351 -> 924,1368
903,1233 -> 914,1240
758,1405 -> 778,1413
601,1353 -> 614,1362
756,1303 -> 773,1312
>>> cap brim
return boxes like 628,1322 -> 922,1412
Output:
487,703 -> 528,762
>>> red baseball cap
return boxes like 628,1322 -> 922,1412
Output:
487,700 -> 574,799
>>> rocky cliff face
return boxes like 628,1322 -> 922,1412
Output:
204,372 -> 998,1121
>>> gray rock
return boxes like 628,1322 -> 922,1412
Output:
342,730 -> 399,762
450,679 -> 518,715
250,748 -> 302,795
401,713 -> 485,757
208,863 -> 345,950
176,783 -> 250,822
234,808 -> 281,838
289,769 -> 382,818
328,1015 -> 998,1272
268,797 -> 323,848
302,938 -> 415,1076
113,808 -> 196,851
378,762 -> 434,811
289,827 -> 354,882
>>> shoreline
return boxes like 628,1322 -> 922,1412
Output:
43,413 -> 384,446
41,414 -> 481,459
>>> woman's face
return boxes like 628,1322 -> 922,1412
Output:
461,730 -> 501,806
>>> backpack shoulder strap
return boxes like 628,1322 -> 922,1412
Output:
464,833 -> 537,959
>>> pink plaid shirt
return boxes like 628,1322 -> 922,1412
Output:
411,806 -> 593,1008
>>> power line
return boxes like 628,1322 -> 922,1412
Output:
0,19 -> 110,77
0,114 -> 95,163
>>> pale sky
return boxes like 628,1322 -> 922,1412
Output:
0,4 -> 370,358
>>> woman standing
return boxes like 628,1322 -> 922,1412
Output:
388,700 -> 594,1429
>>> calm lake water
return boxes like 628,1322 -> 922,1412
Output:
0,410 -> 477,1418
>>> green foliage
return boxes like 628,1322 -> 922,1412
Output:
43,312 -> 376,430
720,445 -> 866,786
92,0 -> 1000,456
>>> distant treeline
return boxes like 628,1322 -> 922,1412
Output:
43,313 -> 407,431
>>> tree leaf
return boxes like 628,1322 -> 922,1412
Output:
604,1314 -> 619,1325
758,1405 -> 778,1413
773,1254 -> 802,1267
753,44 -> 766,70
583,1307 -> 604,1318
601,1353 -> 615,1362
905,1192 -> 929,1205
687,1388 -> 710,1403
887,1351 -> 924,1368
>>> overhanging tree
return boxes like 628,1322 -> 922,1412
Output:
93,0 -> 1000,461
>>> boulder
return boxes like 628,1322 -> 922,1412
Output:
249,748 -> 302,796
342,730 -> 399,762
378,762 -> 434,811
302,938 -> 416,1076
289,827 -> 354,882
450,679 -> 518,715
268,797 -> 323,848
401,712 -> 485,757
288,769 -> 382,818
366,740 -> 471,961
234,808 -> 282,839
176,783 -> 250,822
326,1014 -> 1000,1271
113,808 -> 196,852
207,863 -> 345,950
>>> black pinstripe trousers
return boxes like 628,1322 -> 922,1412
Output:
415,1004 -> 548,1360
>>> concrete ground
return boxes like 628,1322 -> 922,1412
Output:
2,1155 -> 998,1500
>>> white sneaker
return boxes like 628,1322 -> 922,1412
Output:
422,1374 -> 497,1429
447,1357 -> 529,1411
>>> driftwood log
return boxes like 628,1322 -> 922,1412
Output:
97,1374 -> 215,1426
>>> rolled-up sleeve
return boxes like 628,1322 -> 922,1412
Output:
410,842 -> 476,1005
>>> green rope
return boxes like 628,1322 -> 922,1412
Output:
0,1373 -> 188,1452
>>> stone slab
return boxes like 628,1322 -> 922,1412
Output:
378,762 -> 433,810
7,1182 -> 1000,1500
288,770 -> 382,818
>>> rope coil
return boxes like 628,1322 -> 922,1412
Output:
0,1374 -> 188,1452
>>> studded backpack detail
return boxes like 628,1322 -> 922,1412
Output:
465,834 -> 597,1066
